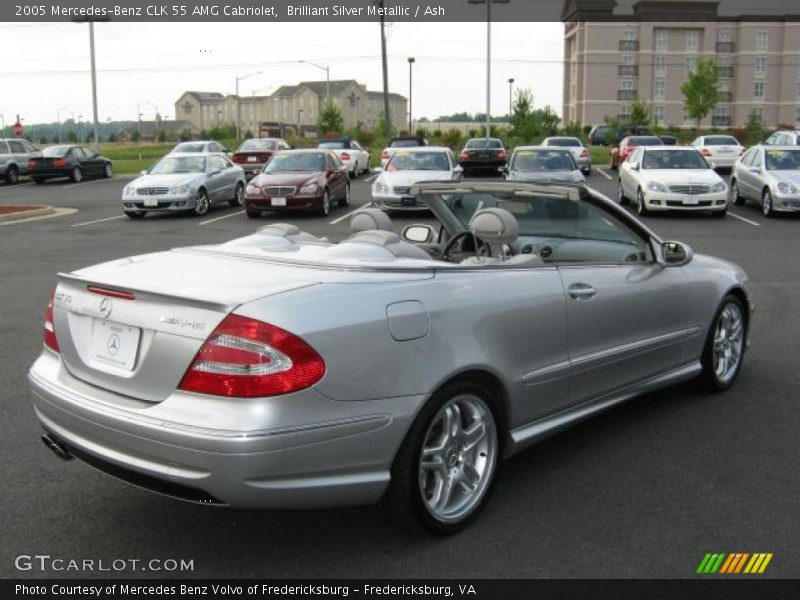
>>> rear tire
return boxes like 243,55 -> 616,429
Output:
70,167 -> 82,183
339,183 -> 351,207
6,165 -> 19,185
731,179 -> 745,206
229,182 -> 244,207
700,294 -> 746,392
103,163 -> 113,179
381,380 -> 500,534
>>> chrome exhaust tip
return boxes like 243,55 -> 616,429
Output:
41,433 -> 73,461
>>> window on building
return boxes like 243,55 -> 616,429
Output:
653,80 -> 666,100
718,29 -> 733,43
622,54 -> 635,66
754,81 -> 765,99
752,106 -> 764,122
653,105 -> 665,124
685,56 -> 697,77
623,30 -> 637,40
655,30 -> 668,53
713,106 -> 728,118
755,56 -> 767,77
654,55 -> 667,77
796,107 -> 800,125
756,31 -> 768,53
619,104 -> 631,120
685,30 -> 700,53
796,78 -> 800,100
683,108 -> 694,125
621,80 -> 634,91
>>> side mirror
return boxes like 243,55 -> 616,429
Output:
373,166 -> 383,173
401,224 -> 436,244
659,240 -> 693,267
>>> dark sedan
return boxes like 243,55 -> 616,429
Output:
458,137 -> 508,175
29,145 -> 112,183
244,149 -> 350,218
231,138 -> 290,180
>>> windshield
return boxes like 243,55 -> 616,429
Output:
545,138 -> 582,147
765,149 -> 800,171
386,151 -> 450,171
629,136 -> 663,146
238,139 -> 277,152
264,153 -> 326,172
390,139 -> 424,148
704,136 -> 739,146
173,142 -> 206,153
464,139 -> 503,149
511,150 -> 576,171
642,150 -> 708,169
149,156 -> 206,174
318,141 -> 348,149
42,146 -> 71,158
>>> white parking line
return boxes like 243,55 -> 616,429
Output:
727,211 -> 760,226
71,215 -> 126,227
329,207 -> 366,225
596,168 -> 614,181
362,174 -> 378,183
198,210 -> 245,226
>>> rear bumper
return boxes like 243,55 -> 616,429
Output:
28,350 -> 423,509
709,156 -> 739,168
29,169 -> 71,179
459,160 -> 506,171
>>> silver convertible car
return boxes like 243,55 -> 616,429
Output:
30,180 -> 752,533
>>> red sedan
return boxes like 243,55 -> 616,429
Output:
244,149 -> 350,218
610,135 -> 664,170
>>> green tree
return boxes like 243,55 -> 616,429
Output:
681,58 -> 721,128
629,95 -> 651,128
510,88 -> 560,142
39,135 -> 48,144
107,132 -> 116,143
130,130 -> 141,143
743,109 -> 767,146
318,100 -> 345,136
66,131 -> 78,143
156,130 -> 167,143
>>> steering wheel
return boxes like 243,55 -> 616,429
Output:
441,231 -> 488,262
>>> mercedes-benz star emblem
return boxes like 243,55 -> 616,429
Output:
107,333 -> 121,356
99,297 -> 112,319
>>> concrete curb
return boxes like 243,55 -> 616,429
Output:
0,206 -> 54,223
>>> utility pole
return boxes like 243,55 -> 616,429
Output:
72,16 -> 109,148
408,57 -> 415,133
378,0 -> 391,136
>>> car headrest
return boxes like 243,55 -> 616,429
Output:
469,208 -> 519,245
350,208 -> 394,233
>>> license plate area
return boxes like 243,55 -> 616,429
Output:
683,195 -> 699,205
247,156 -> 257,162
271,197 -> 287,207
88,319 -> 141,371
144,197 -> 159,207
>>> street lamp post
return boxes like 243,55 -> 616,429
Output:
299,60 -> 330,103
468,0 -> 510,141
408,57 -> 415,133
507,78 -> 515,120
235,70 -> 262,141
72,16 -> 109,148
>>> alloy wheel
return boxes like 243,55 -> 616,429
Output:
636,189 -> 648,216
7,166 -> 19,185
321,190 -> 330,216
418,394 -> 497,524
762,189 -> 774,217
72,167 -> 82,183
194,190 -> 210,216
712,303 -> 745,385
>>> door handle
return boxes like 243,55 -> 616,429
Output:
568,283 -> 597,300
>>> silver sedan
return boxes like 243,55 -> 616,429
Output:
31,181 -> 751,533
504,147 -> 586,185
731,145 -> 800,217
122,152 -> 245,218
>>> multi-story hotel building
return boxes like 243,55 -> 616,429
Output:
562,0 -> 800,128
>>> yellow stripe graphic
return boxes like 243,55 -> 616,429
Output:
744,554 -> 761,574
758,553 -> 773,574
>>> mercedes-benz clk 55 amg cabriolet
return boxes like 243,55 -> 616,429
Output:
30,180 -> 752,534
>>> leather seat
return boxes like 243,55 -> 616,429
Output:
346,230 -> 433,261
459,208 -> 542,266
349,208 -> 394,233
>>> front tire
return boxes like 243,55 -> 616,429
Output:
618,179 -> 629,205
762,188 -> 775,218
103,163 -> 113,179
339,183 -> 351,207
731,179 -> 745,206
700,295 -> 746,391
6,165 -> 19,185
636,188 -> 649,216
381,380 -> 500,534
193,189 -> 210,216
229,182 -> 244,207
320,189 -> 331,216
70,167 -> 82,183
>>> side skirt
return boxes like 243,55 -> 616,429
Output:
507,360 -> 702,457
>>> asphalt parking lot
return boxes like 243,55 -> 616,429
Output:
1,169 -> 798,579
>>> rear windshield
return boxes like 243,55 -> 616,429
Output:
464,138 -> 503,149
42,146 -> 71,158
238,139 -> 277,152
765,149 -> 800,170
545,138 -> 582,147
704,136 -> 739,146
511,150 -> 577,171
642,149 -> 708,169
173,142 -> 206,153
629,136 -> 663,146
390,139 -> 424,148
318,141 -> 348,149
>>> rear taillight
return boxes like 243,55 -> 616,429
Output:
231,154 -> 244,163
580,148 -> 589,158
460,151 -> 469,160
28,159 -> 36,168
340,152 -> 350,161
700,147 -> 712,157
497,150 -> 507,160
44,289 -> 59,353
381,150 -> 390,160
53,159 -> 66,167
178,314 -> 325,398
